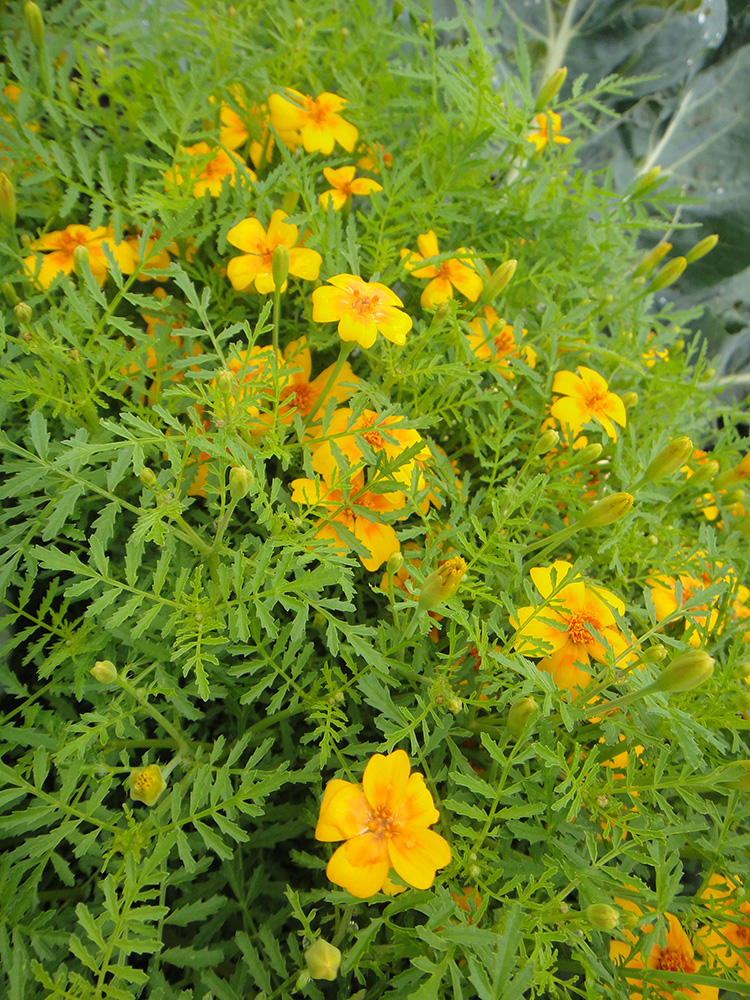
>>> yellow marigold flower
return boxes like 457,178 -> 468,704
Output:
357,142 -> 393,172
268,88 -> 358,155
318,166 -> 382,211
129,764 -> 167,806
401,230 -> 484,309
291,476 -> 404,571
23,224 -> 137,288
315,749 -> 451,898
527,110 -> 571,152
467,306 -> 537,377
647,558 -> 748,648
550,366 -> 627,442
696,875 -> 750,980
226,210 -> 322,294
164,142 -> 252,198
310,407 -> 429,488
511,561 -> 633,696
611,897 -> 718,1000
312,273 -> 412,348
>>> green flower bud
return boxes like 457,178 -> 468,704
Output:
631,166 -> 663,198
573,443 -> 603,465
2,282 -> 19,306
0,172 -> 16,228
387,551 -> 404,576
14,301 -> 32,324
482,259 -> 517,303
507,696 -> 538,734
621,391 -> 639,409
724,761 -> 750,792
25,1 -> 45,47
632,242 -> 671,278
685,234 -> 718,264
229,465 -> 254,501
578,493 -> 633,528
431,301 -> 451,325
535,429 -> 559,455
652,649 -> 714,693
139,467 -> 157,488
271,244 -> 290,291
688,459 -> 719,487
418,556 -> 467,611
294,16 -> 304,32
647,257 -> 687,293
535,66 -> 567,111
304,939 -> 341,981
585,903 -> 620,932
72,244 -> 90,277
644,436 -> 693,482
641,645 -> 667,664
91,659 -> 117,683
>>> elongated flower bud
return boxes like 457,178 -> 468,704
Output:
25,1 -> 45,47
585,903 -> 619,932
91,659 -> 117,683
644,436 -> 693,482
2,282 -> 19,306
431,301 -> 451,326
685,234 -> 718,264
72,244 -> 90,277
129,764 -> 167,806
621,391 -> 639,409
688,459 -> 719,487
632,166 -> 663,198
507,696 -> 538,734
229,465 -> 253,500
482,259 -> 517,302
641,645 -> 667,664
652,650 -> 714,693
418,556 -> 467,611
387,551 -> 404,576
723,761 -> 750,792
0,172 -> 16,228
139,467 -> 157,488
15,301 -> 32,324
304,939 -> 341,981
272,244 -> 289,291
633,242 -> 671,278
647,256 -> 687,293
578,493 -> 633,527
535,429 -> 559,455
573,443 -> 603,465
535,67 -> 567,111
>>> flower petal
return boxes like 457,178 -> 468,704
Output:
315,779 -> 370,841
388,826 -> 451,890
339,310 -> 378,349
326,835 -> 390,897
363,750 -> 411,814
227,218 -> 266,252
288,247 -> 322,281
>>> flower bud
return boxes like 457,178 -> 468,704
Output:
507,696 -> 538,734
0,172 -> 16,228
139,467 -> 157,488
647,256 -> 687,293
578,492 -> 633,527
447,696 -> 462,715
304,939 -> 341,981
644,436 -> 693,482
482,259 -> 517,302
621,391 -> 639,409
685,234 -> 718,264
215,368 -> 234,392
271,244 -> 290,291
573,443 -> 603,465
632,166 -> 663,198
431,300 -> 451,326
688,459 -> 719,487
14,301 -> 32,324
2,282 -> 19,306
584,903 -> 619,932
72,244 -> 90,277
129,764 -> 167,806
387,551 -> 404,576
229,465 -> 253,500
294,16 -> 304,32
641,645 -> 667,664
651,649 -> 714,693
25,1 -> 45,47
535,66 -> 567,111
535,429 -> 559,455
91,659 -> 117,683
68,80 -> 79,98
418,556 -> 467,611
633,242 -> 671,278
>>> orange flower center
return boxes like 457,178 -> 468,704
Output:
366,806 -> 398,840
281,379 -> 316,416
582,386 -> 608,411
306,97 -> 329,124
351,287 -> 379,317
360,413 -> 384,448
493,326 -> 515,356
656,946 -> 695,974
59,231 -> 89,254
736,923 -> 750,945
337,178 -> 353,195
566,608 -> 601,645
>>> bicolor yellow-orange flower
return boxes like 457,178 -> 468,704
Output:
550,366 -> 627,441
268,89 -> 358,155
401,230 -> 484,309
291,477 -> 404,571
312,273 -> 412,348
318,166 -> 382,211
527,111 -> 571,151
647,558 -> 748,648
611,898 -> 718,1000
357,142 -> 393,172
164,142 -> 251,198
512,561 -> 633,696
696,875 -> 750,981
23,224 -> 137,288
315,749 -> 451,898
261,337 -> 359,426
226,210 -> 322,294
467,306 -> 537,377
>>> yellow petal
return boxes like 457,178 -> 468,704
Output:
363,750 -> 411,813
388,826 -> 451,890
315,779 -> 370,841
326,835 -> 390,897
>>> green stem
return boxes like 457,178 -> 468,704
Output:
117,675 -> 192,751
272,287 -> 281,355
302,341 -> 353,432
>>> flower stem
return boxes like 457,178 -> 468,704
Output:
302,341 -> 353,432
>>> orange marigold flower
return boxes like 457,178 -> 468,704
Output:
226,210 -> 322,294
268,88 -> 358,155
315,749 -> 451,898
401,230 -> 484,309
164,142 -> 252,198
312,273 -> 412,349
357,142 -> 393,172
23,224 -> 137,288
647,557 -> 748,648
318,166 -> 382,211
611,897 -> 718,1000
291,476 -> 404,571
467,306 -> 537,377
550,366 -> 627,442
696,874 -> 750,980
511,560 -> 633,696
527,111 -> 571,152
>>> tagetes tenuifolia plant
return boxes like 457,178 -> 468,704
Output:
2,2 -> 749,999
315,750 -> 451,897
